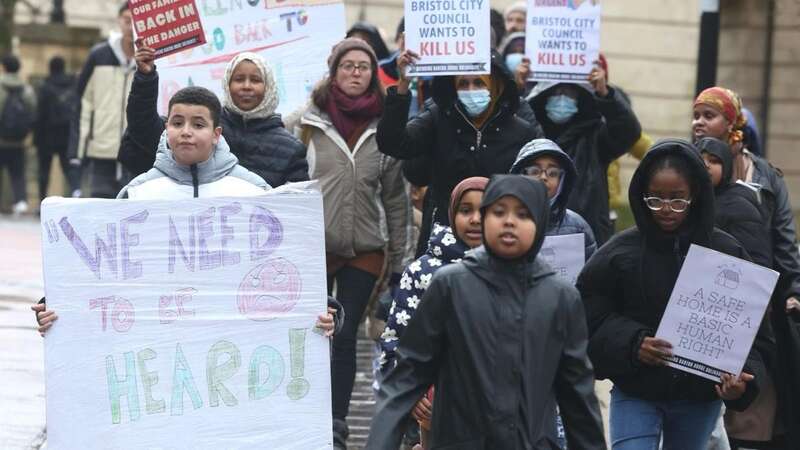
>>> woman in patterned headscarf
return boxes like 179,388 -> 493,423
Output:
692,87 -> 749,180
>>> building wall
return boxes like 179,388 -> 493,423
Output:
11,0 -> 800,209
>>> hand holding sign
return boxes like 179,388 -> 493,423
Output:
638,337 -> 672,367
716,372 -> 754,400
396,49 -> 421,94
32,303 -> 58,337
588,60 -> 607,97
134,38 -> 156,75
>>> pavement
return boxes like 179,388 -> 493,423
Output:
0,217 -> 47,449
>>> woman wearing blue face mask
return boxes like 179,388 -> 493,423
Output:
377,49 -> 544,254
527,67 -> 642,246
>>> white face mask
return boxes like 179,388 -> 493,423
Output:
545,94 -> 579,124
458,89 -> 491,117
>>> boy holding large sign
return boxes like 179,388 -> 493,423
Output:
577,140 -> 769,449
34,86 -> 341,448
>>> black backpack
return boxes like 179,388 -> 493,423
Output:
0,85 -> 35,141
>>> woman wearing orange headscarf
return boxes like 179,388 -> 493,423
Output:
693,86 -> 800,449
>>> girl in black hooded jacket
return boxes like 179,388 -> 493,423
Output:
576,139 -> 767,450
697,137 -> 771,269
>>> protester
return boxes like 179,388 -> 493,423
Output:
497,32 -> 533,96
377,49 -> 542,253
528,64 -> 642,245
367,175 -> 605,449
693,87 -> 800,449
379,177 -> 488,449
34,56 -> 80,201
67,2 -> 135,198
118,44 -> 309,187
504,1 -> 527,33
697,137 -> 770,268
283,37 -> 412,450
510,139 -> 597,259
0,54 -> 36,215
347,21 -> 391,62
34,85 -> 341,338
577,139 -> 766,449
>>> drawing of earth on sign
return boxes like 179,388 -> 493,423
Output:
238,258 -> 302,321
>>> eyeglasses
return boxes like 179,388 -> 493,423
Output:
643,196 -> 692,213
338,62 -> 371,73
524,166 -> 563,179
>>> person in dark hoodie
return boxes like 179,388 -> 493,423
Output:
117,43 -> 309,187
34,56 -> 80,200
576,139 -> 768,449
378,49 -> 543,254
367,175 -> 605,450
510,138 -> 597,259
528,73 -> 641,245
696,137 -> 770,268
346,21 -> 391,62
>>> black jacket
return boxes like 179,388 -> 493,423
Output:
577,139 -> 765,409
529,83 -> 641,245
368,176 -> 604,450
697,137 -> 772,269
117,69 -> 309,187
34,73 -> 76,152
376,52 -> 543,232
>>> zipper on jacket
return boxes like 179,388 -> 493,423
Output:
191,164 -> 199,198
455,107 -> 502,150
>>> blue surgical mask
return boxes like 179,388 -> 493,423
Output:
505,53 -> 524,74
458,89 -> 491,117
545,94 -> 578,124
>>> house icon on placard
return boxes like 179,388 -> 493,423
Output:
715,264 -> 742,290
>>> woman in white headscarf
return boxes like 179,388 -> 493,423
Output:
219,52 -> 309,187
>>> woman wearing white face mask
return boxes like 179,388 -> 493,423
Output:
377,49 -> 543,253
527,69 -> 642,246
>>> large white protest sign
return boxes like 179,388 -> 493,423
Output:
541,233 -> 584,284
525,0 -> 601,82
405,0 -> 490,76
155,0 -> 345,116
40,190 -> 332,449
656,244 -> 778,382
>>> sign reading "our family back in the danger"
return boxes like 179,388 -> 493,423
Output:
129,0 -> 206,58
405,0 -> 491,76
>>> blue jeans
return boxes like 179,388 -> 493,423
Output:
610,387 -> 722,450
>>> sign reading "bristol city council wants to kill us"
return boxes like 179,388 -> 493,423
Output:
405,0 -> 491,76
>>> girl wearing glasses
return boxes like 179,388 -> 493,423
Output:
510,138 -> 597,260
576,139 -> 766,449
284,38 -> 412,450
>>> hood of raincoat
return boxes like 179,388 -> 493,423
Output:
509,138 -> 577,225
628,138 -> 715,246
222,52 -> 279,120
480,174 -> 550,262
696,136 -> 734,193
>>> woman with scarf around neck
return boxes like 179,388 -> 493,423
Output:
367,175 -> 605,450
376,49 -> 542,257
576,140 -> 769,450
693,91 -> 800,449
283,38 -> 412,450
118,44 -> 309,187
